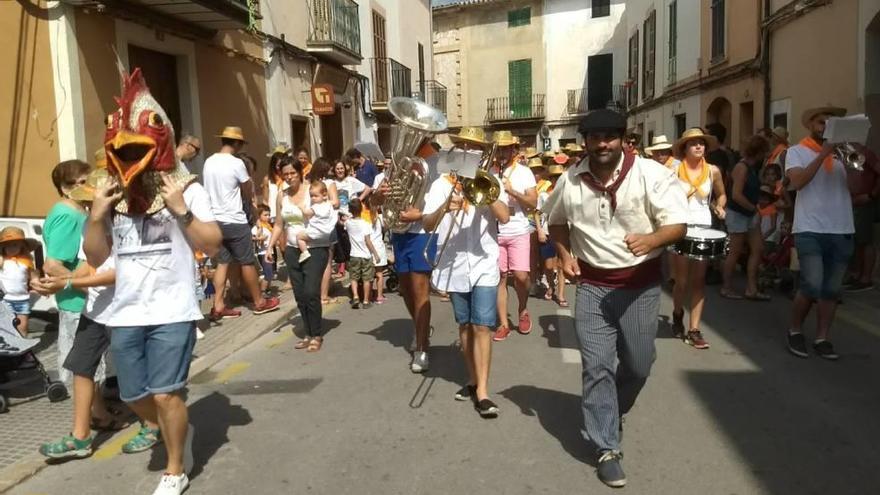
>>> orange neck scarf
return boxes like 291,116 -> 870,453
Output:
4,255 -> 33,269
664,157 -> 677,169
678,159 -> 710,199
767,143 -> 786,166
799,137 -> 834,172
446,175 -> 470,212
536,179 -> 552,194
257,220 -> 273,232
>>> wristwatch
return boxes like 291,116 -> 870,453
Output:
175,210 -> 194,227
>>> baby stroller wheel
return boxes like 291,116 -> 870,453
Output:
47,382 -> 68,402
0,394 -> 8,413
385,273 -> 399,293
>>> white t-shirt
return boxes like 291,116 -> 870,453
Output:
497,163 -> 537,237
203,153 -> 250,224
424,174 -> 509,292
372,172 -> 386,190
281,193 -> 332,248
84,256 -> 116,324
346,218 -> 373,259
785,144 -> 854,234
251,224 -> 272,255
304,202 -> 337,240
107,183 -> 216,327
0,259 -> 30,301
536,191 -> 550,232
371,216 -> 388,266
333,177 -> 368,216
267,181 -> 280,219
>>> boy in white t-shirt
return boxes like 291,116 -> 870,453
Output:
345,199 -> 380,309
297,181 -> 336,263
251,205 -> 274,294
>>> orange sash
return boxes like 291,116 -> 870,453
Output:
664,157 -> 677,169
5,255 -> 33,270
536,179 -> 552,194
767,144 -> 786,166
799,137 -> 833,172
677,159 -> 710,199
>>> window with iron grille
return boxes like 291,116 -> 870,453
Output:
628,30 -> 639,106
508,7 -> 531,27
643,11 -> 656,100
668,1 -> 677,84
711,0 -> 725,61
592,0 -> 610,18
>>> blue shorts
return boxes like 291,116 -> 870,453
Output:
794,233 -> 854,300
725,208 -> 760,234
3,299 -> 31,316
539,241 -> 557,260
110,321 -> 197,402
450,285 -> 499,327
391,233 -> 437,274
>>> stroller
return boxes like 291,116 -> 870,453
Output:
0,305 -> 68,413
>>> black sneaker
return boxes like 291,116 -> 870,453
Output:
671,310 -> 685,339
845,281 -> 874,293
455,385 -> 476,402
813,340 -> 839,360
787,332 -> 809,358
597,451 -> 627,488
475,399 -> 499,418
351,300 -> 360,309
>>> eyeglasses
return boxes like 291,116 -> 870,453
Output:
187,142 -> 201,154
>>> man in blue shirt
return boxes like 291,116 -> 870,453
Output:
345,148 -> 378,191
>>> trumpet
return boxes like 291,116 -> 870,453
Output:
834,143 -> 866,171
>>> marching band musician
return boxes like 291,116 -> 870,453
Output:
544,109 -> 687,488
422,135 -> 510,419
669,128 -> 728,349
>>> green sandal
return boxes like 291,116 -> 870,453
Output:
122,425 -> 161,454
39,433 -> 94,459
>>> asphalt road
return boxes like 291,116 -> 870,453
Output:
8,283 -> 880,495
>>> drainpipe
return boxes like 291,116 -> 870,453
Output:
762,0 -> 772,128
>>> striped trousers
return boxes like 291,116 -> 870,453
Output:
574,281 -> 661,455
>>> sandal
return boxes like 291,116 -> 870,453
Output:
90,416 -> 131,432
307,337 -> 323,353
321,297 -> 339,305
543,290 -> 554,301
744,292 -> 771,301
294,338 -> 311,350
39,433 -> 94,459
720,289 -> 743,300
556,298 -> 570,308
122,425 -> 161,454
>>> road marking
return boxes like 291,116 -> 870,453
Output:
267,332 -> 293,348
214,362 -> 251,384
837,308 -> 880,339
92,426 -> 140,460
556,308 -> 580,364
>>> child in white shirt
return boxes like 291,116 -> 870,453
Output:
297,181 -> 336,263
368,205 -> 388,304
0,227 -> 40,336
251,205 -> 274,294
345,199 -> 380,309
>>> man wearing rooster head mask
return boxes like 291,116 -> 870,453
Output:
82,69 -> 222,495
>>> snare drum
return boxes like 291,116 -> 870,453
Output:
668,226 -> 728,260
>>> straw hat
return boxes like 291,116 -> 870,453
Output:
216,126 -> 247,142
553,153 -> 570,165
0,226 -> 40,252
801,106 -> 846,129
492,130 -> 519,147
68,168 -> 110,203
520,147 -> 540,159
674,128 -> 719,157
528,157 -> 545,169
644,135 -> 673,153
771,126 -> 789,142
449,126 -> 487,145
94,148 -> 107,169
547,164 -> 564,176
266,144 -> 290,157
563,143 -> 583,154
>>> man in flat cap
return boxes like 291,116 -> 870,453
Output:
544,109 -> 688,487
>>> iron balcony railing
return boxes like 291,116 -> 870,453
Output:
566,86 -> 628,115
308,0 -> 362,59
486,94 -> 545,122
412,80 -> 448,115
371,57 -> 412,105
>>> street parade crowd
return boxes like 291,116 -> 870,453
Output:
0,69 -> 878,492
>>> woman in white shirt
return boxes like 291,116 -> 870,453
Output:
267,157 -> 335,352
310,158 -> 340,304
422,173 -> 511,419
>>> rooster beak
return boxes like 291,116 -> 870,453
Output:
105,131 -> 157,188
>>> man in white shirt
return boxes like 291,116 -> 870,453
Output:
202,127 -> 279,320
784,106 -> 854,361
492,131 -> 538,342
546,109 -> 687,488
422,166 -> 510,418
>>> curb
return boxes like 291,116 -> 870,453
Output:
0,300 -> 300,494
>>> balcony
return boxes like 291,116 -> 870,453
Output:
485,95 -> 546,123
412,80 -> 448,115
99,0 -> 256,36
566,86 -> 628,116
307,0 -> 362,65
371,57 -> 412,111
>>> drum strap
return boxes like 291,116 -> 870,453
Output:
578,152 -> 635,214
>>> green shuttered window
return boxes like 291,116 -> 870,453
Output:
508,7 -> 531,28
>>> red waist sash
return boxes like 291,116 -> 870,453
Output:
577,257 -> 662,289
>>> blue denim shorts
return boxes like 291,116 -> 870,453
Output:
3,298 -> 31,316
391,233 -> 437,274
110,321 -> 197,402
725,208 -> 759,234
794,233 -> 855,300
450,285 -> 498,327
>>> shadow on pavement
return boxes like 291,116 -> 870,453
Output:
357,318 -> 413,352
147,391 -> 252,480
499,385 -> 595,467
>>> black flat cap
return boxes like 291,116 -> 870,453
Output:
578,109 -> 627,136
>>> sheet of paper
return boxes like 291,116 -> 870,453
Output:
824,115 -> 871,144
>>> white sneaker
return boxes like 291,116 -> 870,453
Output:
411,351 -> 429,373
152,473 -> 189,495
298,251 -> 311,263
195,328 -> 205,340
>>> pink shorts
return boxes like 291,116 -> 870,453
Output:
498,233 -> 531,273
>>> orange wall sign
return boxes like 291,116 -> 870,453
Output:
312,84 -> 335,115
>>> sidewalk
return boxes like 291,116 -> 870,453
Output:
0,289 -> 304,493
